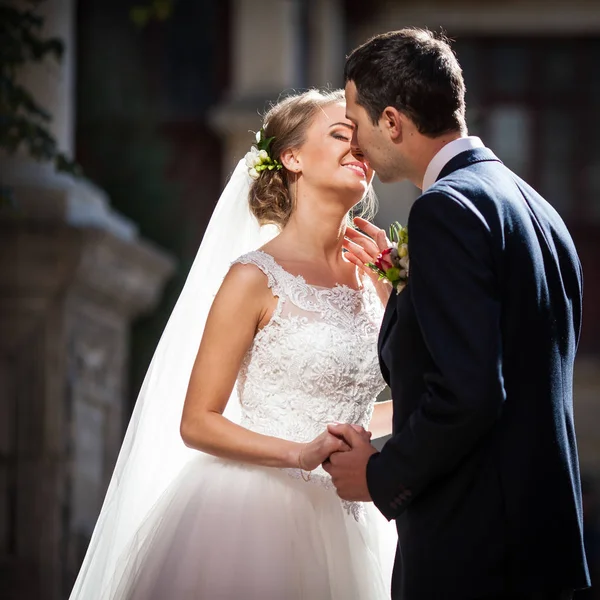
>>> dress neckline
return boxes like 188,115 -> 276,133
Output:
254,250 -> 364,294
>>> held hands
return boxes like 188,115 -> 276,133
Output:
343,217 -> 393,304
298,431 -> 350,472
299,425 -> 371,472
322,423 -> 378,501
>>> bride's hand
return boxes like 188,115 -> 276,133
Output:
343,217 -> 393,304
299,431 -> 351,471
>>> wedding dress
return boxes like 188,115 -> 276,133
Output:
104,249 -> 397,600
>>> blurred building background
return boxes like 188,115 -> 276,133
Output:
1,0 -> 599,598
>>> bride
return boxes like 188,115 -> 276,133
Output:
69,89 -> 397,600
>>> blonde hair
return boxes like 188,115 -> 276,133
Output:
248,89 -> 376,229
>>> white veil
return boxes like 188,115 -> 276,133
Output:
69,160 -> 278,598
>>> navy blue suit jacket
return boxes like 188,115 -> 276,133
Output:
367,148 -> 590,599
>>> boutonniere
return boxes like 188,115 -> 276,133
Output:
367,222 -> 409,294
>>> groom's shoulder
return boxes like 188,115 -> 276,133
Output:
411,169 -> 505,232
423,157 -> 514,213
433,157 -> 507,194
408,187 -> 491,239
418,172 -> 494,212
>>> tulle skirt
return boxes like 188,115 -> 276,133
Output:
105,454 -> 397,600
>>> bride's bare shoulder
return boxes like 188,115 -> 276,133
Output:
215,260 -> 278,328
224,260 -> 271,294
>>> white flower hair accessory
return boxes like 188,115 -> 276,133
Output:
244,128 -> 283,180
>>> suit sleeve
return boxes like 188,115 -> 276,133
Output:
367,191 -> 506,520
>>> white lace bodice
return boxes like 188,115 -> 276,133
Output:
232,251 -> 386,518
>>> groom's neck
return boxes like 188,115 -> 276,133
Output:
411,131 -> 464,190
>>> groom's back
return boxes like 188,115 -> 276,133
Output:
431,154 -> 587,591
435,157 -> 583,365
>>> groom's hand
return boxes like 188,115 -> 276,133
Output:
322,423 -> 378,501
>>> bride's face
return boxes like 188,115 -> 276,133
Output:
294,102 -> 374,206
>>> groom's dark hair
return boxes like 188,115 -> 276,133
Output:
345,28 -> 467,137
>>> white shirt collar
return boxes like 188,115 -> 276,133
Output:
421,136 -> 484,192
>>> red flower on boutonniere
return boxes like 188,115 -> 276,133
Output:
367,222 -> 409,294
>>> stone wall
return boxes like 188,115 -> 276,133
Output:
0,1 -> 175,597
0,174 -> 175,599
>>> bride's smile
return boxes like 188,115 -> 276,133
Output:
342,160 -> 369,178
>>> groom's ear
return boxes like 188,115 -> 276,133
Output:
280,148 -> 301,173
381,107 -> 403,142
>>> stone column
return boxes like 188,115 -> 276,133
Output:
0,1 -> 175,599
210,0 -> 347,178
14,0 -> 75,156
210,0 -> 302,176
0,218 -> 174,600
307,0 -> 345,89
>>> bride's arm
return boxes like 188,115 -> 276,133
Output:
369,400 -> 393,439
180,263 -> 347,471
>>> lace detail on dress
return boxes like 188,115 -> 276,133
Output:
231,250 -> 386,520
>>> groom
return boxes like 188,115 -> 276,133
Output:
324,29 -> 590,600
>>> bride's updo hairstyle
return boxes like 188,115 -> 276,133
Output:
249,89 -> 356,229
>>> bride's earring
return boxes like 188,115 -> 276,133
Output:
294,171 -> 299,205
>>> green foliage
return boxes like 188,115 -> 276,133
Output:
255,129 -> 276,154
388,221 -> 408,245
0,1 -> 81,178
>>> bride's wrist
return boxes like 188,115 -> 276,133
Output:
297,444 -> 311,471
285,442 -> 307,470
296,443 -> 312,482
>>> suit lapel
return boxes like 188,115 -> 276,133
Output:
378,293 -> 397,383
376,149 -> 501,384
